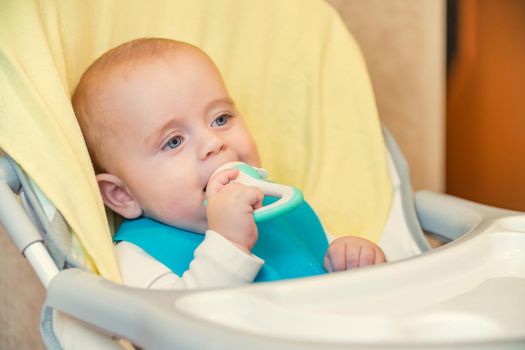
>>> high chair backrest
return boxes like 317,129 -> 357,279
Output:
0,0 -> 391,281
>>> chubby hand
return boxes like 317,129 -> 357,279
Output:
324,236 -> 386,272
206,168 -> 264,253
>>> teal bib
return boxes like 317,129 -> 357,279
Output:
114,199 -> 328,282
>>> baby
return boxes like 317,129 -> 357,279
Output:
72,38 -> 385,289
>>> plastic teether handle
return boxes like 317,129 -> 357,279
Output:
230,163 -> 303,222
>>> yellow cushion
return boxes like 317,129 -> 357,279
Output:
0,0 -> 391,282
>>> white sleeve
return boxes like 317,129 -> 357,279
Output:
115,230 -> 264,290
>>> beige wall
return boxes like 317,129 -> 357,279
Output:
0,224 -> 46,349
327,0 -> 446,192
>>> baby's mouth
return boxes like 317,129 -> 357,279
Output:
203,184 -> 207,193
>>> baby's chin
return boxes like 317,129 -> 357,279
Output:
193,222 -> 208,234
146,213 -> 208,234
172,220 -> 208,234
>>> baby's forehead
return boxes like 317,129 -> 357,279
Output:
86,42 -> 223,132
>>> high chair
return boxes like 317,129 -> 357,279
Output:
1,0 -> 524,349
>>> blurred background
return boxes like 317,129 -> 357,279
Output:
1,0 -> 524,348
445,0 -> 524,212
330,0 -> 524,211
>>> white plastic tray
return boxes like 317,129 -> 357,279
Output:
174,216 -> 525,346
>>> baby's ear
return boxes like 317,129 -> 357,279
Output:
96,173 -> 142,219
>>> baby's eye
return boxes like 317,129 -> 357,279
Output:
211,114 -> 231,127
163,135 -> 184,150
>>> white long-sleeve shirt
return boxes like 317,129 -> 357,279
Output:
115,230 -> 264,290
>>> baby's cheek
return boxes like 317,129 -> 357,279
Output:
234,134 -> 260,166
160,198 -> 206,227
239,147 -> 261,167
164,199 -> 190,218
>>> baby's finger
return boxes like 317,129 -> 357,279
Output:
206,169 -> 239,198
241,186 -> 264,210
327,243 -> 346,272
323,255 -> 333,273
345,243 -> 361,270
374,246 -> 386,264
358,245 -> 375,267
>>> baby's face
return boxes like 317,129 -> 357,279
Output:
99,48 -> 260,232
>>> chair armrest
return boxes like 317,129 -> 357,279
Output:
414,190 -> 521,242
45,268 -> 312,350
46,268 -> 192,349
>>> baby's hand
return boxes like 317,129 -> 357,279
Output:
206,169 -> 264,254
324,236 -> 386,272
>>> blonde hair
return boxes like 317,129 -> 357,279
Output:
72,38 -> 191,172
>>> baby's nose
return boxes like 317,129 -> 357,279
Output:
200,136 -> 226,160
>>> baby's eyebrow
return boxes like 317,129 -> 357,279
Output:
206,97 -> 235,111
146,118 -> 180,148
